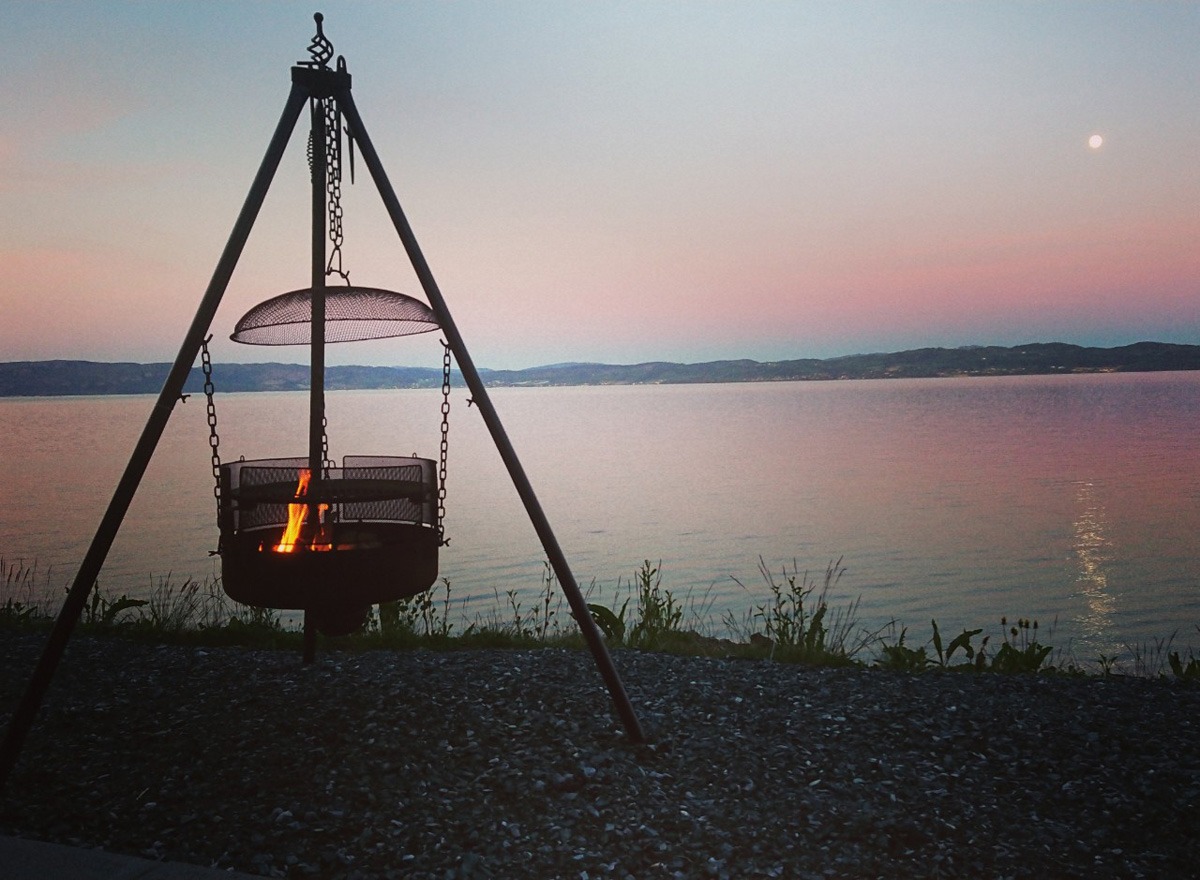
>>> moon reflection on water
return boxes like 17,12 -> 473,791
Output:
1071,479 -> 1116,651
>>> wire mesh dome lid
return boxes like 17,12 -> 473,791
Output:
231,287 -> 439,345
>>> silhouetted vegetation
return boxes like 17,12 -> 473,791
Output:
5,555 -> 1198,679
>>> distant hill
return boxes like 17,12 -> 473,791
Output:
2,341 -> 1199,397
0,361 -> 446,397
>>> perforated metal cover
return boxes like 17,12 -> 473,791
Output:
230,287 -> 439,345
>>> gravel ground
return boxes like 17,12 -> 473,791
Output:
1,632 -> 1199,879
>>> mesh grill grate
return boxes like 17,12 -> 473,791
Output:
226,461 -> 306,531
230,287 -> 439,345
219,455 -> 436,531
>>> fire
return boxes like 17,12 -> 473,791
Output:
273,469 -> 332,553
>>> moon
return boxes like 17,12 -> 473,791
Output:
1088,134 -> 1104,149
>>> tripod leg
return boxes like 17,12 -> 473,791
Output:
0,83 -> 310,791
336,87 -> 646,744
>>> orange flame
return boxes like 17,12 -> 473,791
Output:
273,470 -> 313,553
271,471 -> 333,553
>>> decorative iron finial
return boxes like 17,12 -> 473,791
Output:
302,12 -> 334,69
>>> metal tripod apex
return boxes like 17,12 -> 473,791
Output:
0,33 -> 644,790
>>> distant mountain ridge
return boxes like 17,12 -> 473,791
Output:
2,341 -> 1198,397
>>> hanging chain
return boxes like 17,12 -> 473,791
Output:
324,97 -> 350,284
305,94 -> 349,282
438,341 -> 452,544
200,337 -> 222,526
322,414 -> 334,475
320,95 -> 345,474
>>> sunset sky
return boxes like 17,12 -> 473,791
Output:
2,1 -> 1197,370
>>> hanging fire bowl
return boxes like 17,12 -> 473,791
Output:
218,455 -> 439,628
218,287 -> 444,635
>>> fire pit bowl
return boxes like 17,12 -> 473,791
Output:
218,455 -> 439,612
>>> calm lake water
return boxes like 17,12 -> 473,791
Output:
3,372 -> 1199,661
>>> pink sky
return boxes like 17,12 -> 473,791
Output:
1,2 -> 1197,370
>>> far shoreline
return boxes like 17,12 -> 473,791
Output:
3,340 -> 1200,397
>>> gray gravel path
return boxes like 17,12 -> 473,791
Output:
2,633 -> 1199,878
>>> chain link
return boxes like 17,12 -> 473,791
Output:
438,341 -> 451,544
200,337 -> 222,527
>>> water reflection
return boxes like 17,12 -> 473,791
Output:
1071,480 -> 1116,646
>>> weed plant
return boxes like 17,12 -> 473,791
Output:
625,561 -> 683,648
491,563 -> 562,642
583,560 -> 718,651
876,627 -> 930,672
374,578 -> 465,644
725,557 -> 884,665
1097,626 -> 1200,679
145,577 -> 226,633
1111,634 -> 1177,678
1169,639 -> 1200,680
877,620 -> 989,672
989,617 -> 1054,673
1,557 -> 55,622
